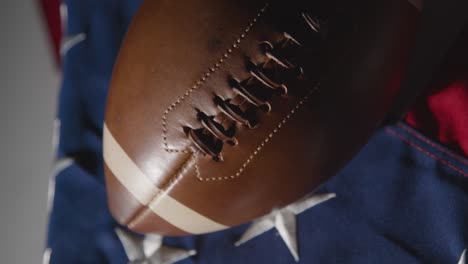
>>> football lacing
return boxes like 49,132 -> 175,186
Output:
186,12 -> 321,162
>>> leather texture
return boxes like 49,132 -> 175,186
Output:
104,0 -> 420,235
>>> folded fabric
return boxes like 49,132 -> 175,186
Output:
45,0 -> 468,263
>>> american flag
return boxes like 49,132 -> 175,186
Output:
43,0 -> 467,263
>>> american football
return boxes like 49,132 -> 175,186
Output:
104,0 -> 420,235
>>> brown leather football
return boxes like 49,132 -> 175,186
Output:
103,0 -> 421,235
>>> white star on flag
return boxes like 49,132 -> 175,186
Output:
42,248 -> 52,264
60,33 -> 87,56
235,192 -> 336,262
459,249 -> 466,264
116,228 -> 196,264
